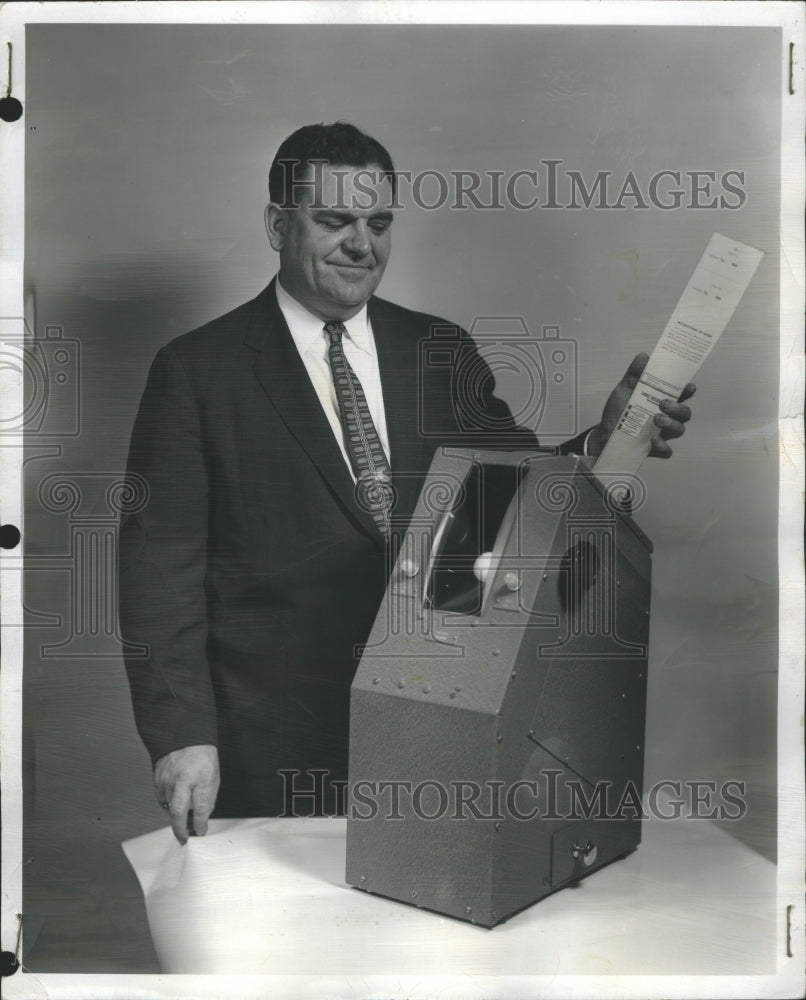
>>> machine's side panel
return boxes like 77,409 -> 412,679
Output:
346,691 -> 499,925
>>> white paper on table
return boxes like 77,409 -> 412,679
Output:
593,233 -> 764,481
122,814 -> 776,977
122,817 -> 352,974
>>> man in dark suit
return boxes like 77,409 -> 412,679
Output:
120,123 -> 693,843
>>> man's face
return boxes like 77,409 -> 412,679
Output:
266,162 -> 394,321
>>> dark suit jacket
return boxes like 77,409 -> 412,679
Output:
120,279 -> 588,816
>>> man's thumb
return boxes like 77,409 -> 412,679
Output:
622,352 -> 649,388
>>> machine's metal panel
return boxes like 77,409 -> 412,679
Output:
525,470 -> 651,790
486,742 -> 564,921
530,662 -> 646,784
347,689 -> 499,925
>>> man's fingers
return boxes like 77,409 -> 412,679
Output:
152,745 -> 220,842
154,783 -> 170,810
660,399 -> 692,424
189,806 -> 211,837
190,781 -> 218,837
649,434 -> 673,459
623,352 -> 650,385
623,359 -> 695,404
168,782 -> 193,845
654,415 -> 687,441
656,396 -> 693,447
604,358 -> 693,461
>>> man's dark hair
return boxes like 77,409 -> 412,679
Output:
269,121 -> 396,207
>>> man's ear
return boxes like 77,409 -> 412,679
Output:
265,204 -> 286,252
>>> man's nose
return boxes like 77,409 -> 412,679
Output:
342,220 -> 372,258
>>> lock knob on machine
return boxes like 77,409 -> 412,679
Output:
572,840 -> 598,867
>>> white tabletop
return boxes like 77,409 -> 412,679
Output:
122,810 -> 776,979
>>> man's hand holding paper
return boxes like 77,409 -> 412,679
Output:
587,353 -> 696,459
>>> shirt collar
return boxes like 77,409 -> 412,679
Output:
275,276 -> 373,357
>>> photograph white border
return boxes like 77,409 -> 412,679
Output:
1,3 -> 803,998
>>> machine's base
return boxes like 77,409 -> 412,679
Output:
349,844 -> 641,928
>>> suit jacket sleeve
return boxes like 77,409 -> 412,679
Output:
119,343 -> 218,764
431,325 -> 594,453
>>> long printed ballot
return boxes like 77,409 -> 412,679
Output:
593,233 -> 764,479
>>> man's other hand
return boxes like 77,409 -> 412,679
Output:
154,744 -> 220,845
587,353 -> 695,459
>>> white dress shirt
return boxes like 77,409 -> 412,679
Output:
275,278 -> 391,478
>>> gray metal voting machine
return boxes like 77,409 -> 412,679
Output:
346,449 -> 651,927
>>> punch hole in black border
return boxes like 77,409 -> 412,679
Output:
0,95 -> 23,122
0,524 -> 21,549
0,950 -> 21,977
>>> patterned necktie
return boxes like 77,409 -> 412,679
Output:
324,321 -> 393,537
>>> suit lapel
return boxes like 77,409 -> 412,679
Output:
244,281 -> 384,543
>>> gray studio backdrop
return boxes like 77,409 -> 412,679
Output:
21,24 -> 780,971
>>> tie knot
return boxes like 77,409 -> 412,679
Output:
324,321 -> 345,345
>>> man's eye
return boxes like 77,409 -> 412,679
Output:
320,221 -> 343,232
369,222 -> 390,235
